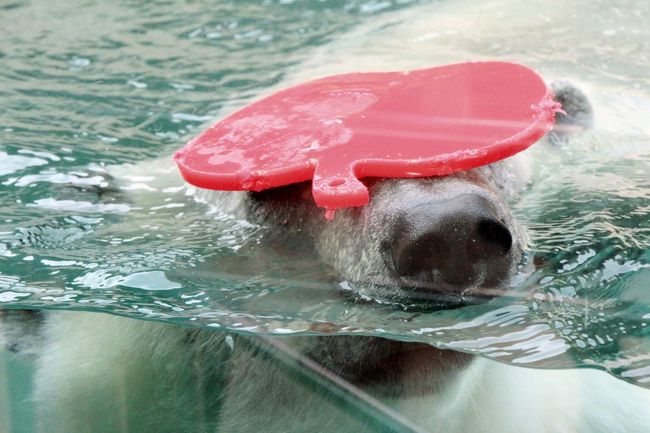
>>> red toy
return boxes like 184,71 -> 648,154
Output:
175,61 -> 560,219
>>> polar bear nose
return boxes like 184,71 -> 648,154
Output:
386,193 -> 513,289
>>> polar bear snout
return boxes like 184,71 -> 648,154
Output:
383,192 -> 515,296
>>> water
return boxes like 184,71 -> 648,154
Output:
1,0 -> 649,408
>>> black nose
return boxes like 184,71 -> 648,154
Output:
386,193 -> 513,290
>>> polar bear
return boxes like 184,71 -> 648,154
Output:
23,0 -> 650,432
28,81 -> 650,433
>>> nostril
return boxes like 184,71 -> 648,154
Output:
476,219 -> 512,254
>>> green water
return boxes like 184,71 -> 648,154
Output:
1,0 -> 650,400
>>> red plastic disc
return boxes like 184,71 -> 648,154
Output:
174,61 -> 559,217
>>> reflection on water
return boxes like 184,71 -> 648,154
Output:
0,0 -> 649,407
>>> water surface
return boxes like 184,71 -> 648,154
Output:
1,0 -> 649,389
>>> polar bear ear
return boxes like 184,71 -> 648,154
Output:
548,81 -> 594,145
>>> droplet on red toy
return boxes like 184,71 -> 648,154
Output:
174,61 -> 560,219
